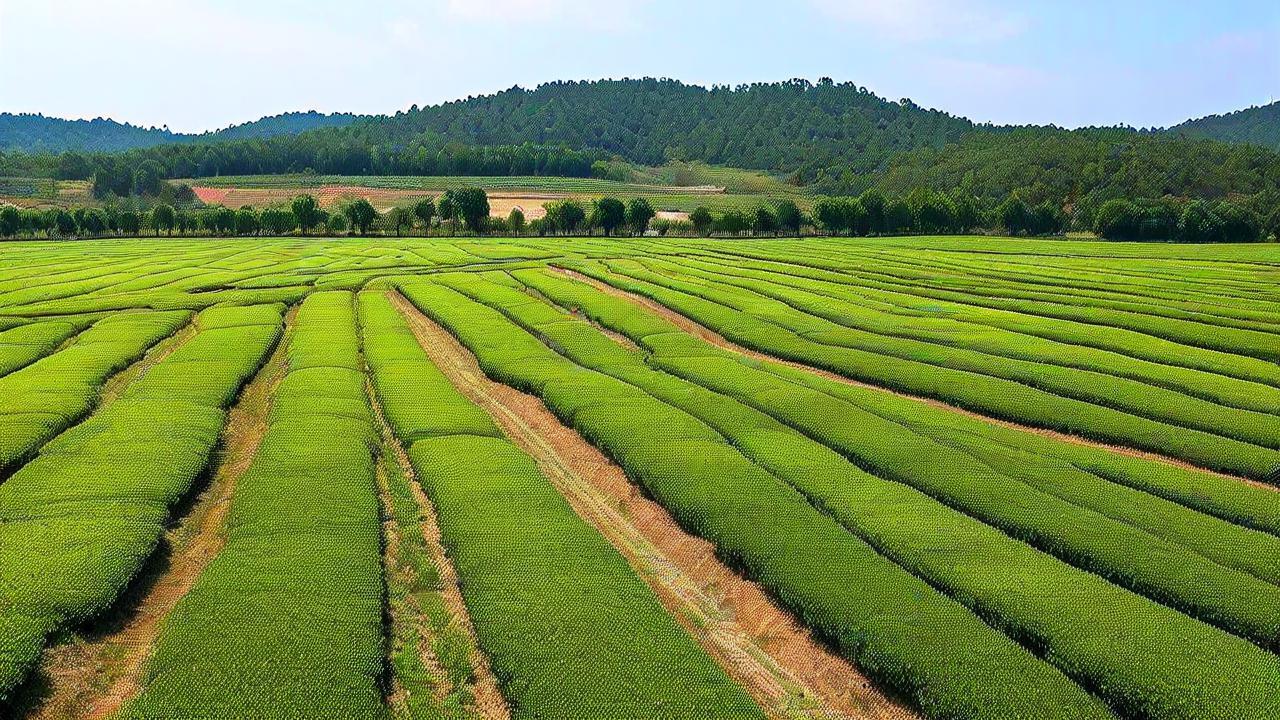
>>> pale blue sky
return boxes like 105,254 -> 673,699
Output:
1,0 -> 1276,133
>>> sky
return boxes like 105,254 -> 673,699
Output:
1,0 -> 1277,134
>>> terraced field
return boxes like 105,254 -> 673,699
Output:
0,234 -> 1277,720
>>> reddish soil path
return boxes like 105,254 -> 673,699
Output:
555,266 -> 1275,490
391,290 -> 917,720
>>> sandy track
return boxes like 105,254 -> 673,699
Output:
21,309 -> 296,720
554,266 -> 1274,489
366,379 -> 511,720
391,290 -> 915,720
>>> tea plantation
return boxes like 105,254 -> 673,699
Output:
0,234 -> 1277,720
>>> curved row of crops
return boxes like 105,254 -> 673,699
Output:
121,292 -> 386,718
399,277 -> 1116,720
423,269 -> 1280,720
0,304 -> 282,701
0,310 -> 191,477
567,259 -> 1280,479
359,290 -> 762,718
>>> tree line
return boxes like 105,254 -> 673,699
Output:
1093,198 -> 1273,243
0,138 -> 602,200
2,187 -> 1273,242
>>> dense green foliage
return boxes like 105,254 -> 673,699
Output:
502,266 -> 1280,719
0,311 -> 190,476
400,276 -> 1113,720
1,235 -> 1278,719
1170,101 -> 1280,151
821,128 -> 1280,229
571,254 -> 1280,478
0,111 -> 360,153
4,79 -> 1279,230
0,316 -> 92,376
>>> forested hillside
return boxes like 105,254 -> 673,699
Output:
1168,102 -> 1280,151
815,128 -> 1280,219
0,111 -> 360,153
348,78 -> 976,178
0,79 -> 975,180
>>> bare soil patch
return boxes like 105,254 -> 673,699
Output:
391,290 -> 915,720
555,267 -> 1271,489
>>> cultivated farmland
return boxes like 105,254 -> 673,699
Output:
1,234 -> 1278,720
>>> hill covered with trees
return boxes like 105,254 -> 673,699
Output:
813,128 -> 1280,228
1167,102 -> 1280,151
0,79 -> 978,179
0,111 -> 361,153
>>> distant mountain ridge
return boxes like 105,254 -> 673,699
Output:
1166,101 -> 1280,151
0,111 -> 362,153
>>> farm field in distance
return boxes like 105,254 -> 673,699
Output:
1,233 -> 1279,720
0,162 -> 810,218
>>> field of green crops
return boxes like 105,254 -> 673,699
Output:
0,234 -> 1278,720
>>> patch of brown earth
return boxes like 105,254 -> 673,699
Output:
390,290 -> 916,720
23,309 -> 297,720
365,379 -> 511,720
554,266 -> 1273,490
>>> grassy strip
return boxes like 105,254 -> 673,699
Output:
363,332 -> 485,720
120,291 -> 387,719
374,445 -> 477,720
361,290 -> 762,720
0,310 -> 192,477
399,278 -> 1112,720
0,304 -> 282,702
574,259 -> 1280,480
491,268 -> 1280,720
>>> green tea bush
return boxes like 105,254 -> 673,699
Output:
574,261 -> 1280,479
359,290 -> 763,719
0,304 -> 281,701
0,318 -> 85,377
496,268 -> 1280,720
0,310 -> 191,476
667,253 -> 1280,418
400,278 -> 1113,720
123,291 -> 386,718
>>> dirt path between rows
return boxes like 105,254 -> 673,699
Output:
391,291 -> 915,720
96,319 -> 200,409
21,309 -> 297,720
366,379 -> 511,720
555,267 -> 1275,490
